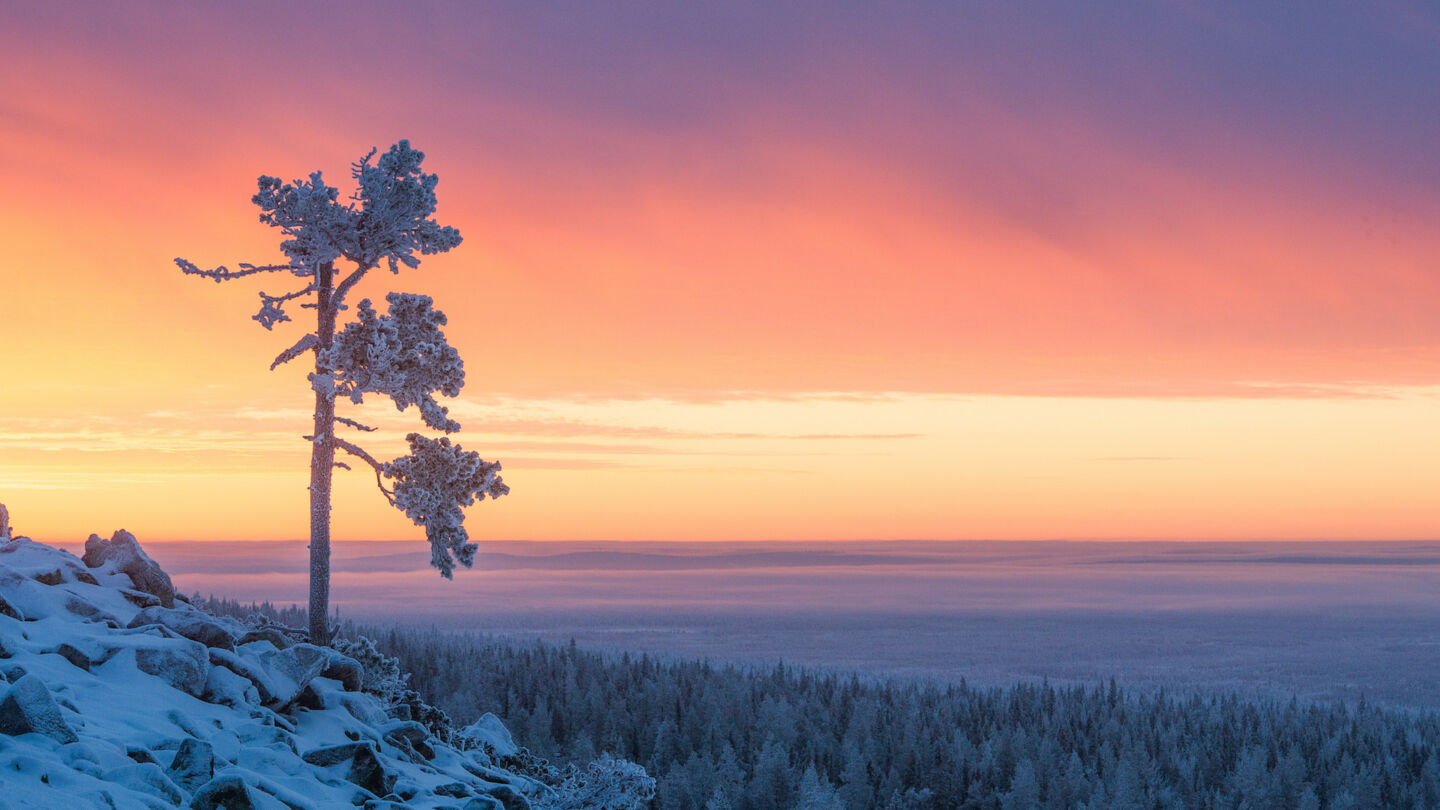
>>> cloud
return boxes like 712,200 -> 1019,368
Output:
1091,457 -> 1186,462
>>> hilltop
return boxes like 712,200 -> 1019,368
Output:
0,518 -> 653,809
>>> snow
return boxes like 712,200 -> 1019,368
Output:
459,713 -> 520,758
0,527 -> 652,808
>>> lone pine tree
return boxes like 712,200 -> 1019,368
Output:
178,141 -> 508,642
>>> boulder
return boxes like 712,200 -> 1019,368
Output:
382,719 -> 434,760
302,740 -> 398,797
463,798 -> 505,810
320,648 -> 364,692
134,638 -> 210,697
205,663 -> 259,707
118,588 -> 161,609
302,740 -> 377,768
63,594 -> 120,625
102,762 -> 184,805
128,605 -> 237,650
50,640 -> 117,672
259,643 -> 329,706
192,774 -> 263,810
381,719 -> 430,747
459,713 -> 519,758
168,737 -> 215,792
0,673 -> 78,743
209,647 -> 280,704
53,642 -> 92,671
82,529 -> 175,607
480,784 -> 531,810
348,742 -> 399,798
239,626 -> 292,649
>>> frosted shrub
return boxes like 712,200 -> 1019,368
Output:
539,755 -> 657,810
330,635 -> 408,704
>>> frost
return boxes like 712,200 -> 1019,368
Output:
540,755 -> 657,810
268,334 -> 320,371
349,141 -> 464,273
0,537 -> 653,808
323,293 -> 464,432
384,434 -> 509,578
178,141 -> 504,642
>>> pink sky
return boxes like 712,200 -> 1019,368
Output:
2,3 -> 1439,542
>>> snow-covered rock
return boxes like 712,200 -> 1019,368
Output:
128,604 -> 239,650
461,711 -> 521,757
82,529 -> 176,608
0,527 -> 654,809
0,673 -> 78,743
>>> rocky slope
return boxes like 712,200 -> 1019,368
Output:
0,524 -> 653,809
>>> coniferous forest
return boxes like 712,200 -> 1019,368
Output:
357,625 -> 1440,810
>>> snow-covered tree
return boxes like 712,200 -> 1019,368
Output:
177,141 -> 507,642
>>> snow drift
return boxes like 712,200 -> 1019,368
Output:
0,522 -> 653,809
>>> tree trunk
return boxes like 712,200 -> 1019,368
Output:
307,261 -> 337,643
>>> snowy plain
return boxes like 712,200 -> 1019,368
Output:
110,539 -> 1440,710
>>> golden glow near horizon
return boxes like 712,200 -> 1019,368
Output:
2,4 -> 1439,544
5,389 -> 1440,543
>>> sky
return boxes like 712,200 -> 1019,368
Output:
1,1 -> 1439,543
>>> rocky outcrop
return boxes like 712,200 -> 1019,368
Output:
0,531 -> 654,809
82,529 -> 176,607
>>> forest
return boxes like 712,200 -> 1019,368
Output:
197,598 -> 1440,810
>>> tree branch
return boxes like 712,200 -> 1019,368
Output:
269,334 -> 321,370
334,416 -> 378,432
332,263 -> 373,311
334,437 -> 395,504
176,258 -> 297,282
254,285 -> 316,330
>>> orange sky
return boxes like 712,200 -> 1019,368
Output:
2,3 -> 1438,543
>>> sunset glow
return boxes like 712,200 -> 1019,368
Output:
3,3 -> 1438,543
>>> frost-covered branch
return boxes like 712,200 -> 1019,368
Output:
269,334 -> 321,370
334,438 -> 385,471
335,438 -> 394,504
345,141 -> 463,274
334,416 -> 377,432
255,286 -> 316,330
251,173 -> 353,274
324,294 -> 465,432
384,434 -> 508,578
333,265 -> 372,311
174,258 -> 297,283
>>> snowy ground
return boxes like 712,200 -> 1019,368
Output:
0,531 -> 652,809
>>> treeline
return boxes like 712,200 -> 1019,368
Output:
356,626 -> 1440,810
193,597 -> 1440,809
